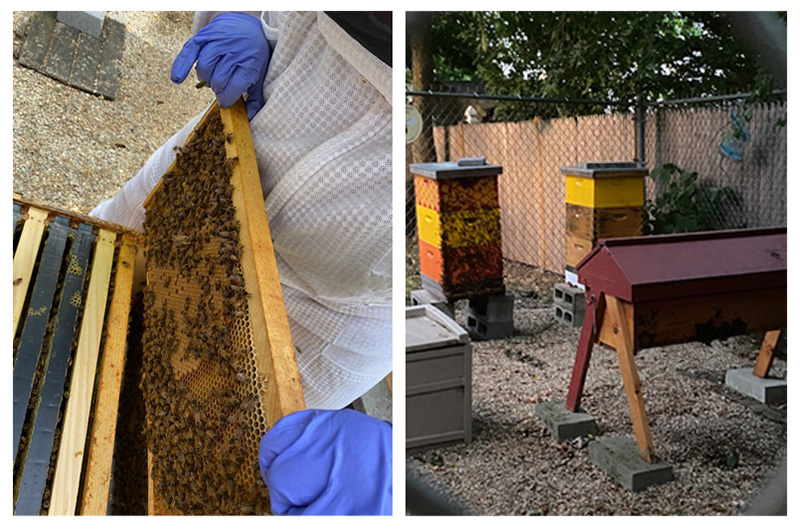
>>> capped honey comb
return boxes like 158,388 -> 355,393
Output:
142,101 -> 305,515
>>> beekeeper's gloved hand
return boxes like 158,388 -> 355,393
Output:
171,13 -> 270,120
259,409 -> 392,515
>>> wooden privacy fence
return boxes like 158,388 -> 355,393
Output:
434,114 -> 634,273
430,101 -> 786,274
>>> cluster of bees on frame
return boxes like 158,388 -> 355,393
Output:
141,113 -> 271,514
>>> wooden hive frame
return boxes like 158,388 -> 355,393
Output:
142,100 -> 305,515
12,194 -> 142,515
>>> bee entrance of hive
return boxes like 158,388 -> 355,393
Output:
142,100 -> 305,515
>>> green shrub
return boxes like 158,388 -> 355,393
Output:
644,164 -> 741,235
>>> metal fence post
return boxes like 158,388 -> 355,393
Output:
635,94 -> 646,168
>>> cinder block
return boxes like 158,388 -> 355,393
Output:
554,282 -> 585,310
554,304 -> 584,328
468,293 -> 514,322
535,401 -> 597,442
465,315 -> 513,340
57,11 -> 106,39
589,436 -> 674,492
725,367 -> 787,404
466,293 -> 514,340
410,289 -> 454,319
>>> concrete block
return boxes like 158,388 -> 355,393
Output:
465,314 -> 513,340
468,293 -> 514,322
57,11 -> 105,39
466,294 -> 514,340
554,304 -> 584,328
535,401 -> 597,442
725,367 -> 787,404
410,289 -> 454,319
554,282 -> 585,311
589,436 -> 674,492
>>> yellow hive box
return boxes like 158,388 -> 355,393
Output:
562,162 -> 648,209
416,205 -> 502,249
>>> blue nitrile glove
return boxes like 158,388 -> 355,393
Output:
171,13 -> 270,119
259,409 -> 392,515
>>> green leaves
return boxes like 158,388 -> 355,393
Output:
644,163 -> 741,235
419,11 -> 783,121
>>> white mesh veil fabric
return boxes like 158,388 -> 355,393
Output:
90,11 -> 392,410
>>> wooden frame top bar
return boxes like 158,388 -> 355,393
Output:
13,194 -> 144,243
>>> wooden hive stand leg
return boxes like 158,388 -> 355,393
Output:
753,330 -> 783,379
607,296 -> 657,464
566,293 -> 605,411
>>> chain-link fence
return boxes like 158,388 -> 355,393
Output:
407,89 -> 787,274
643,96 -> 787,233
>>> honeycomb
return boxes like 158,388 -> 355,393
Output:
142,112 -> 273,515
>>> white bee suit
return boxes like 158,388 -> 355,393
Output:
90,12 -> 392,410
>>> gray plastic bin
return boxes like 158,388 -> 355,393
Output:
406,304 -> 472,449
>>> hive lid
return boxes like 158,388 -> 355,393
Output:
577,227 -> 787,302
561,161 -> 648,178
410,158 -> 503,180
406,304 -> 469,352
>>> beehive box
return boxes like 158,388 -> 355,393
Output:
411,158 -> 505,302
141,100 -> 305,515
562,162 -> 647,268
12,195 -> 141,515
406,304 -> 472,449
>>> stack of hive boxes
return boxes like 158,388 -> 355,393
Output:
411,158 -> 505,302
562,162 -> 648,275
557,162 -> 647,326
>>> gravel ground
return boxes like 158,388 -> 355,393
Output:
406,247 -> 787,516
13,11 -> 212,215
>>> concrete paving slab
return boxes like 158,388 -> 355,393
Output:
589,436 -> 673,492
535,401 -> 597,442
725,367 -> 786,404
96,17 -> 125,99
45,22 -> 80,83
18,11 -> 124,100
71,33 -> 101,91
19,11 -> 57,71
